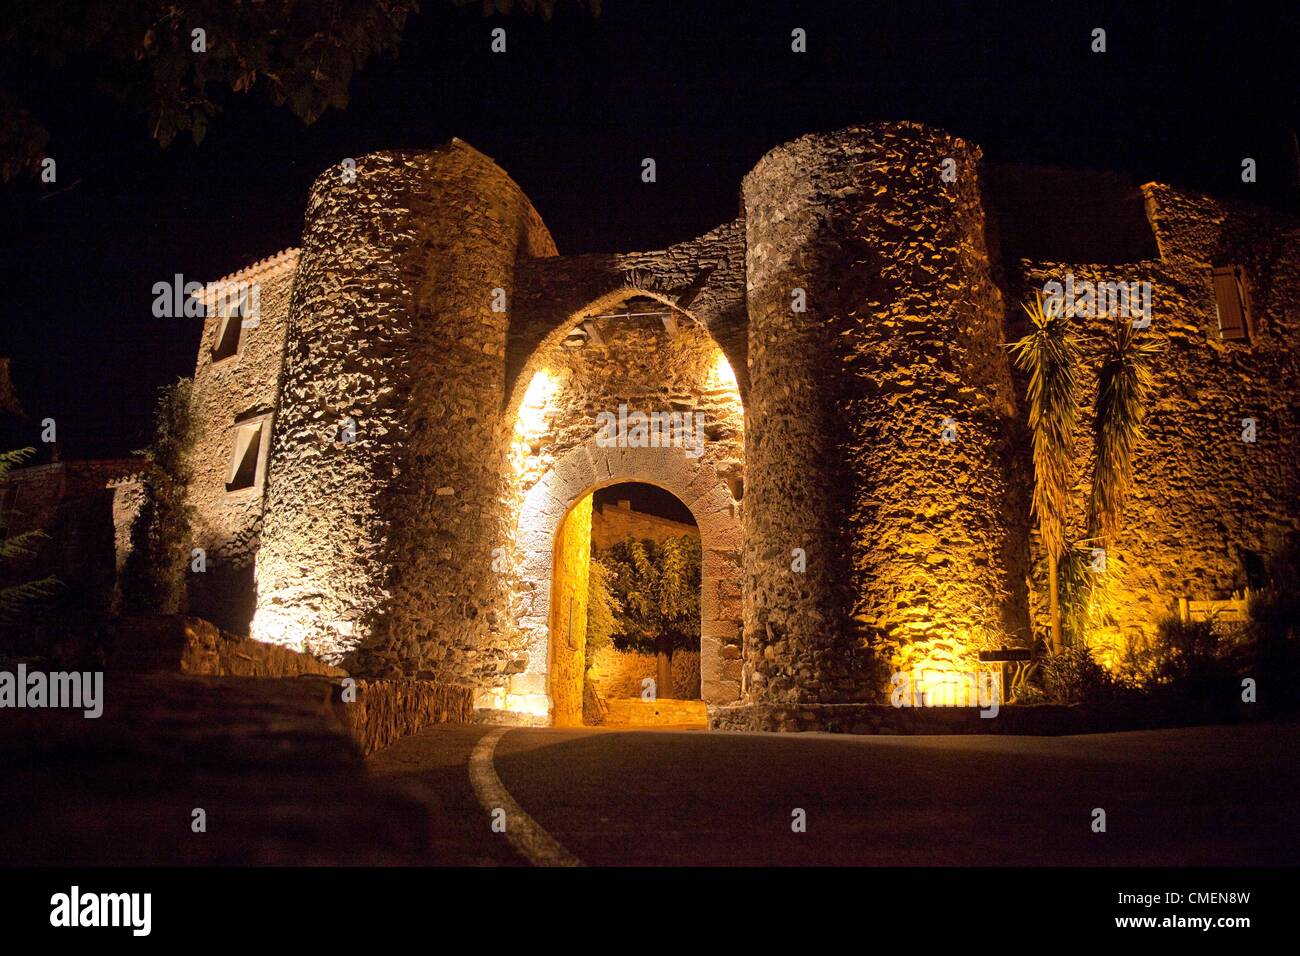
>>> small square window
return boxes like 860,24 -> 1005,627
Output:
212,310 -> 242,362
211,285 -> 255,362
1211,265 -> 1253,342
226,419 -> 266,492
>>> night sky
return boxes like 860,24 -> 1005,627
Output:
1,0 -> 1296,459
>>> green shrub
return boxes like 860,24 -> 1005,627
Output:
1149,616 -> 1234,694
1037,645 -> 1121,704
1241,539 -> 1300,713
119,379 -> 195,615
0,446 -> 60,624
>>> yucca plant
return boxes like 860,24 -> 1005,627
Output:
1058,543 -> 1096,646
1089,317 -> 1159,544
1008,292 -> 1079,655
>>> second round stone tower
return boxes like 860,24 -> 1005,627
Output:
741,122 -> 1024,705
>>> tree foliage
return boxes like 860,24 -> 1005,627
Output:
120,379 -> 196,615
587,535 -> 700,656
1,0 -> 598,180
584,555 -> 620,662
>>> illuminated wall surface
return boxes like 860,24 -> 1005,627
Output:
174,124 -> 1299,722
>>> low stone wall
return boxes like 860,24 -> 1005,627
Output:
103,616 -> 472,754
472,707 -> 550,728
106,615 -> 347,678
598,697 -> 707,728
709,699 -> 1262,735
332,679 -> 475,755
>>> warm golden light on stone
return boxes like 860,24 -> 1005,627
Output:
160,126 -> 1297,734
710,351 -> 738,391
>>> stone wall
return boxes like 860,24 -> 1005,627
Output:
508,312 -> 744,502
587,646 -> 701,700
109,475 -> 144,612
252,141 -> 557,695
1018,184 -> 1300,665
233,137 -> 746,723
184,249 -> 298,635
331,679 -> 476,756
105,614 -> 348,678
509,220 -> 749,404
741,123 -> 1024,706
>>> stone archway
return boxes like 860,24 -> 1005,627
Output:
512,437 -> 743,723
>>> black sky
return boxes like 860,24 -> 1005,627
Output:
1,0 -> 1296,459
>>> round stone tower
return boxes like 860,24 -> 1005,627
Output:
252,140 -> 556,682
741,122 -> 1024,705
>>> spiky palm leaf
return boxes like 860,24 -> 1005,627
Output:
0,576 -> 61,622
0,446 -> 61,620
1090,318 -> 1159,543
0,527 -> 48,561
1008,292 -> 1079,564
0,446 -> 35,480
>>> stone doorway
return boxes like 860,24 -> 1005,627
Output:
514,437 -> 743,724
549,481 -> 708,726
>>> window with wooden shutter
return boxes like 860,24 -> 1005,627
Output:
1211,265 -> 1252,342
226,418 -> 266,492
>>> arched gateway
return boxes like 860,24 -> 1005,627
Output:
502,438 -> 745,721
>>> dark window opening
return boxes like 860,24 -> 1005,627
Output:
212,311 -> 242,362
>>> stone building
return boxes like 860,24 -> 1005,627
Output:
167,122 -> 1299,727
590,496 -> 698,550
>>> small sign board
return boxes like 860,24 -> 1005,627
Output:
978,648 -> 1033,663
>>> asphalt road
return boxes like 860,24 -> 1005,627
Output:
367,721 -> 1300,866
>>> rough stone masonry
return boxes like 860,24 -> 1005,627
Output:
148,122 -> 1298,727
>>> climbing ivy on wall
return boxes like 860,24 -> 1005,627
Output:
120,379 -> 196,616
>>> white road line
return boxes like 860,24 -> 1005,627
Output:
469,726 -> 583,867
